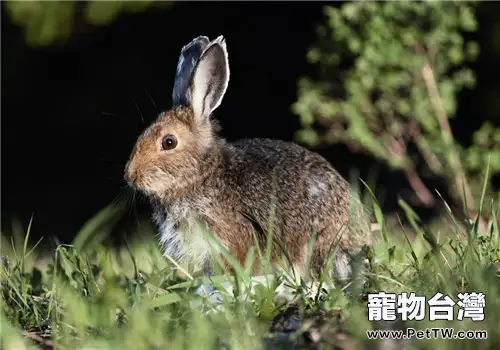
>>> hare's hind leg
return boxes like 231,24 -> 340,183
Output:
310,223 -> 371,291
309,246 -> 368,299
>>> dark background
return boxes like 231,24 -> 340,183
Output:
2,2 -> 500,249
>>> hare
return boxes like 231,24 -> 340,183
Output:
124,35 -> 373,284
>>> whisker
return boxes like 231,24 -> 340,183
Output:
132,191 -> 141,230
125,189 -> 136,219
133,99 -> 145,124
144,87 -> 157,112
110,190 -> 128,207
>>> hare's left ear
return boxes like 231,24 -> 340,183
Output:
189,35 -> 230,120
172,36 -> 210,107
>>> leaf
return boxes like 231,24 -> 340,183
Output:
145,292 -> 182,309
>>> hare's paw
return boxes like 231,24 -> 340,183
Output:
193,283 -> 224,309
304,280 -> 330,301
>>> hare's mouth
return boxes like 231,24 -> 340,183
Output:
127,180 -> 160,200
129,171 -> 174,197
123,170 -> 150,193
127,177 -> 151,193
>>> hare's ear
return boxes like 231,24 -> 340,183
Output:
172,36 -> 210,107
190,36 -> 230,120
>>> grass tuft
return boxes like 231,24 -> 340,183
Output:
1,191 -> 499,350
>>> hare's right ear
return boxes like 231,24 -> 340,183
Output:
189,36 -> 230,120
172,36 -> 210,107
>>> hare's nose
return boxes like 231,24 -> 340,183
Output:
124,161 -> 137,186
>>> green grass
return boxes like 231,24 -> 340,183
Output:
1,195 -> 499,350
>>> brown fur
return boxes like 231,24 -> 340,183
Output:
125,106 -> 372,279
124,35 -> 372,281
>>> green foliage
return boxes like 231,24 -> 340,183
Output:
294,1 -> 500,211
466,121 -> 500,172
5,0 -> 159,47
1,191 -> 500,349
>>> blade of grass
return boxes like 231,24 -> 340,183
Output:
145,292 -> 183,309
164,255 -> 194,281
20,214 -> 35,276
72,203 -> 126,253
478,156 -> 491,219
396,214 -> 420,270
360,179 -> 387,243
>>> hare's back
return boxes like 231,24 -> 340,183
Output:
230,138 -> 345,182
227,138 -> 350,222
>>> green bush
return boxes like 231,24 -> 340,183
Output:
5,0 -> 159,46
294,1 -> 500,217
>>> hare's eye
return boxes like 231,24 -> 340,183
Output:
161,134 -> 178,150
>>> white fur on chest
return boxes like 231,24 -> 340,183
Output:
153,200 -> 214,270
